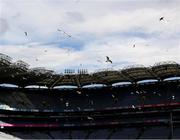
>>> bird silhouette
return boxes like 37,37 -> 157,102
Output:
76,90 -> 81,94
112,94 -> 115,98
106,56 -> 112,63
24,32 -> 28,36
77,107 -> 81,110
87,116 -> 94,120
159,17 -> 164,21
57,29 -> 71,38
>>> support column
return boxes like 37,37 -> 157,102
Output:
170,111 -> 174,139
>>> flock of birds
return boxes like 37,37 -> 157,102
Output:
23,16 -> 165,65
22,15 -> 166,112
24,28 -> 72,62
24,29 -> 72,38
24,27 -> 114,64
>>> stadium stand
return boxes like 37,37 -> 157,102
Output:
0,54 -> 179,138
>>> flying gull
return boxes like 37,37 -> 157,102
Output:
57,29 -> 71,38
24,32 -> 28,36
159,17 -> 164,21
106,56 -> 112,63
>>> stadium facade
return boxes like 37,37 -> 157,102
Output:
0,53 -> 180,138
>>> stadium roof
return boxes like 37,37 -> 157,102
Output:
0,53 -> 180,88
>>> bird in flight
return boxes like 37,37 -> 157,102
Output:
159,17 -> 164,21
24,32 -> 28,36
57,29 -> 71,38
106,56 -> 112,63
112,94 -> 115,98
87,116 -> 94,120
76,90 -> 81,94
77,107 -> 81,110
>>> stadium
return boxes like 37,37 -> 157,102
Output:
0,53 -> 179,139
1,0 -> 180,139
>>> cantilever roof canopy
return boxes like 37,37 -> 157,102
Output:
151,61 -> 180,79
0,60 -> 29,85
25,67 -> 55,86
0,53 -> 12,66
54,74 -> 77,86
76,74 -> 97,86
0,53 -> 180,88
93,70 -> 130,85
121,65 -> 157,82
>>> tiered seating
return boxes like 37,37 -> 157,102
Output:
71,130 -> 87,139
110,128 -> 139,139
140,127 -> 169,139
49,130 -> 70,139
0,82 -> 180,111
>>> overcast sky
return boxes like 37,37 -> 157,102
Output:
0,0 -> 180,73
